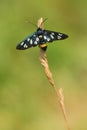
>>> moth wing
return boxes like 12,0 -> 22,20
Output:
42,30 -> 68,43
16,32 -> 40,50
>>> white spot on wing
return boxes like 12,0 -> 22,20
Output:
58,33 -> 62,36
57,35 -> 61,39
36,37 -> 39,41
21,42 -> 24,46
52,33 -> 54,35
47,38 -> 50,41
24,44 -> 28,48
50,34 -> 54,39
34,41 -> 38,45
30,39 -> 33,45
44,36 -> 47,39
27,38 -> 30,42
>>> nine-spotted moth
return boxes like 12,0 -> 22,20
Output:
16,25 -> 68,50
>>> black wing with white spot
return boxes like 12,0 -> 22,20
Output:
16,28 -> 68,50
42,29 -> 68,43
16,32 -> 39,50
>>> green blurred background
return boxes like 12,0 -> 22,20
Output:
0,0 -> 87,130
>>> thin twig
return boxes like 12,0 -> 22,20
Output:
38,17 -> 70,130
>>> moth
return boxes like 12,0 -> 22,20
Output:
16,20 -> 68,51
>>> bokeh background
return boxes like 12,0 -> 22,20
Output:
0,0 -> 87,130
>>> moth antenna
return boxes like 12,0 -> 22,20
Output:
25,19 -> 37,28
26,18 -> 48,28
43,18 -> 48,23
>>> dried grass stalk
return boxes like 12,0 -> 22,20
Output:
38,18 -> 70,130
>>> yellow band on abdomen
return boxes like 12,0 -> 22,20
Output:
39,44 -> 48,48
